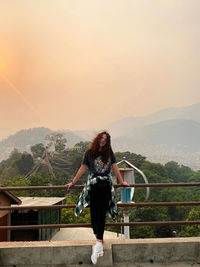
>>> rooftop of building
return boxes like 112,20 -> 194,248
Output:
11,197 -> 65,207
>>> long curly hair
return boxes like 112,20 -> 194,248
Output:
88,131 -> 114,164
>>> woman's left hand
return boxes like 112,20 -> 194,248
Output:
120,181 -> 130,187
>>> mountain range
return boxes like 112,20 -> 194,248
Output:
105,102 -> 200,138
1,102 -> 200,170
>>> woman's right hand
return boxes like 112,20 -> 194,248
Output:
120,181 -> 130,187
65,182 -> 74,190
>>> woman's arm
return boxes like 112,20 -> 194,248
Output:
112,163 -> 130,186
65,164 -> 88,190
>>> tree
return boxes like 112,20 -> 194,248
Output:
26,133 -> 68,179
61,194 -> 90,223
182,208 -> 200,237
0,149 -> 34,180
141,161 -> 168,179
165,161 -> 193,182
130,226 -> 155,238
188,170 -> 200,183
74,141 -> 91,152
0,148 -> 21,171
2,175 -> 30,196
130,206 -> 172,238
31,143 -> 46,158
66,150 -> 88,184
45,132 -> 67,152
14,152 -> 34,175
115,151 -> 146,168
1,166 -> 19,180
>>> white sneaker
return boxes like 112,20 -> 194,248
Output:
91,244 -> 104,264
97,245 -> 104,257
96,241 -> 104,256
91,245 -> 99,265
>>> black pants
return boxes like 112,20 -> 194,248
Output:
90,179 -> 111,240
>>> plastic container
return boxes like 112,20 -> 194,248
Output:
120,188 -> 125,203
120,188 -> 131,203
126,188 -> 131,203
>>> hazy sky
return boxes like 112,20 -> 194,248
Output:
0,0 -> 200,140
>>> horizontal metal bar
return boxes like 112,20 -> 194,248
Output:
2,202 -> 200,211
0,185 -> 84,191
1,182 -> 200,191
1,221 -> 200,230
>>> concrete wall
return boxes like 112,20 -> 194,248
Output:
1,237 -> 200,266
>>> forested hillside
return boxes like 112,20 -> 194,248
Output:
1,136 -> 200,239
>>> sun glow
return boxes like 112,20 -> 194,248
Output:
0,72 -> 41,119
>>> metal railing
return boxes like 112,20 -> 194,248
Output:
1,182 -> 200,231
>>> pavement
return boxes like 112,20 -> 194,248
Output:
51,227 -> 125,241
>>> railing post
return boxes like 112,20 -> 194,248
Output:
124,208 -> 130,239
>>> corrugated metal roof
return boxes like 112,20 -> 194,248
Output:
11,197 -> 65,207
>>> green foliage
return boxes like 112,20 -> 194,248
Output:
135,163 -> 170,203
61,194 -> 90,223
1,145 -> 200,239
29,172 -> 49,187
74,141 -> 91,151
141,161 -> 168,179
2,175 -> 30,196
14,152 -> 34,175
1,166 -> 19,180
165,161 -> 193,182
28,172 -> 67,197
3,148 -> 22,166
0,149 -> 34,180
181,208 -> 200,237
131,226 -> 155,238
0,148 -> 22,178
188,170 -> 200,182
45,132 -> 67,152
66,150 -> 88,183
129,206 -> 172,238
31,143 -> 46,158
115,151 -> 146,168
133,206 -> 170,222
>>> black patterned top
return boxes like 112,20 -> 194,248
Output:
81,149 -> 116,176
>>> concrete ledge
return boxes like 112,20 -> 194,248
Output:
112,238 -> 200,264
1,238 -> 200,266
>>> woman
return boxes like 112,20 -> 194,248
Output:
66,131 -> 130,264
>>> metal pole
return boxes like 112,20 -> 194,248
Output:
124,209 -> 130,239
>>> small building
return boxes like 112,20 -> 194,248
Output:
0,190 -> 21,242
11,197 -> 65,241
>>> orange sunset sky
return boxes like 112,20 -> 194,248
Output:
0,0 -> 200,140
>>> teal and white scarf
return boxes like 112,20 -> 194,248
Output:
74,173 -> 118,221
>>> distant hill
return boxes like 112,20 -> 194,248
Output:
59,129 -> 86,146
0,127 -> 84,162
104,102 -> 200,170
72,129 -> 96,140
112,119 -> 200,170
113,119 -> 200,152
105,102 -> 200,137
